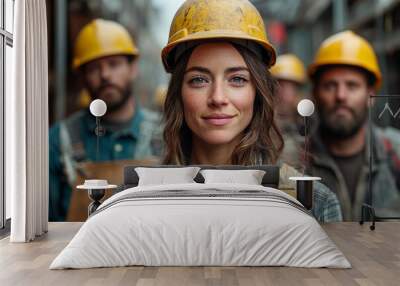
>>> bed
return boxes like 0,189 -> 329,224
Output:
50,165 -> 350,269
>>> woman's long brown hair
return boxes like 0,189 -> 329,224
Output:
162,42 -> 283,165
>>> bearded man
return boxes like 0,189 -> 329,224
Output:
308,31 -> 400,220
49,19 -> 162,221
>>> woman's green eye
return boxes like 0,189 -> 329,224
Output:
231,76 -> 247,85
188,77 -> 208,85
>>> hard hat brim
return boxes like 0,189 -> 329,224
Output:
274,75 -> 306,85
73,50 -> 139,70
161,31 -> 276,73
308,61 -> 382,91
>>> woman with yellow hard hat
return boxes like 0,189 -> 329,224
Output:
160,0 -> 342,222
161,0 -> 282,165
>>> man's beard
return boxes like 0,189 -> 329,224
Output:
89,81 -> 133,113
318,104 -> 367,140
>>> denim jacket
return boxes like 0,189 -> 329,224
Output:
49,107 -> 163,221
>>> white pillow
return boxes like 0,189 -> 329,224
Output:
200,169 -> 266,185
135,167 -> 201,186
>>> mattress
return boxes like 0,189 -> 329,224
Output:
50,183 -> 351,269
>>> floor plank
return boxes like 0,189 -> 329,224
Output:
0,222 -> 399,286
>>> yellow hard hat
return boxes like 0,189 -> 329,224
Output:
308,30 -> 381,90
73,19 -> 139,69
161,0 -> 276,73
270,54 -> 306,84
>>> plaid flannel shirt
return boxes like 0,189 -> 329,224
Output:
279,163 -> 343,222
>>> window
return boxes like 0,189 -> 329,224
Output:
5,0 -> 13,33
0,0 -> 14,232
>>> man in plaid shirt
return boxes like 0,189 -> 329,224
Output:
279,163 -> 343,222
307,31 -> 400,220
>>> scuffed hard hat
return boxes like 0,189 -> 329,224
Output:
161,0 -> 276,73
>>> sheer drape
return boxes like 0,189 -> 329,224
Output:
7,0 -> 48,242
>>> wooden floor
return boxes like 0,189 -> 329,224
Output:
0,222 -> 399,286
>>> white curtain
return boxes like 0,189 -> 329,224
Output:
7,0 -> 49,242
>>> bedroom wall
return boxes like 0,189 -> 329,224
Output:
43,0 -> 400,223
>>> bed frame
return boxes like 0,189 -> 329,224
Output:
120,165 -> 280,190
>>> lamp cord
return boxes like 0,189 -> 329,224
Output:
96,117 -> 100,162
304,116 -> 307,176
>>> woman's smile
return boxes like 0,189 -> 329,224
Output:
202,113 -> 237,126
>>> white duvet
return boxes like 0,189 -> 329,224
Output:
50,183 -> 351,269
